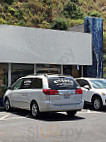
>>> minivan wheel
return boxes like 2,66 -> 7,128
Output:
5,98 -> 11,111
93,97 -> 102,110
67,111 -> 77,117
31,102 -> 39,118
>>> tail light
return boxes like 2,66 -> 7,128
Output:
43,89 -> 59,95
75,89 -> 83,94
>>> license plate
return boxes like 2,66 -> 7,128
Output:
63,95 -> 70,99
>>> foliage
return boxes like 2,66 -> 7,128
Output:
4,0 -> 14,5
0,0 -> 105,31
89,11 -> 101,17
16,19 -> 26,26
0,18 -> 6,24
68,19 -> 84,27
51,18 -> 68,30
63,1 -> 83,19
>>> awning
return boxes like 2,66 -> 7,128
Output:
0,25 -> 92,65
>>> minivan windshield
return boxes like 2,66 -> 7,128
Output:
90,79 -> 106,89
48,77 -> 79,90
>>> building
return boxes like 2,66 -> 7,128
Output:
0,24 -> 92,98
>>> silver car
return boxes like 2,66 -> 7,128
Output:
4,74 -> 83,118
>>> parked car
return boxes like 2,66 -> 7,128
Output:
4,74 -> 83,118
76,78 -> 106,110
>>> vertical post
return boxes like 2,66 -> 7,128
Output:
34,64 -> 37,75
61,65 -> 63,75
81,65 -> 83,77
8,63 -> 11,87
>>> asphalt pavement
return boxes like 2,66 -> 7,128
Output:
0,108 -> 106,142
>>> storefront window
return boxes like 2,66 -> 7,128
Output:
0,64 -> 8,97
11,64 -> 34,84
63,65 -> 72,75
37,64 -> 61,74
72,65 -> 81,78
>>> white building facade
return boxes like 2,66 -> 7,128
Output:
0,25 -> 92,97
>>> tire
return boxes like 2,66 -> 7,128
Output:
31,102 -> 40,118
4,98 -> 11,111
67,111 -> 77,117
93,96 -> 102,110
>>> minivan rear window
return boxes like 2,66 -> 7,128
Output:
48,77 -> 79,90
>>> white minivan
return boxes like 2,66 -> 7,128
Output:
4,74 -> 83,118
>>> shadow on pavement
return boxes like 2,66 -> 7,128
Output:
84,104 -> 106,112
7,108 -> 85,122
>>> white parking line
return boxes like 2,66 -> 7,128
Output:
0,114 -> 10,120
78,110 -> 102,114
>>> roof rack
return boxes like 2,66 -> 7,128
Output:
25,73 -> 73,78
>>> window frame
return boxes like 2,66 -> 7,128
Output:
12,78 -> 23,90
76,79 -> 91,89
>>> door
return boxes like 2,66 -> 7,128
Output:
10,78 -> 23,108
48,77 -> 82,105
76,79 -> 92,102
18,78 -> 43,109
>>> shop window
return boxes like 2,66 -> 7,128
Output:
0,64 -> 8,97
37,64 -> 61,74
63,65 -> 72,75
72,65 -> 81,78
11,63 -> 34,84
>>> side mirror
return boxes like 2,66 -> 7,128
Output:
83,85 -> 90,90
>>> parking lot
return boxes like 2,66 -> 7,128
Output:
0,108 -> 106,142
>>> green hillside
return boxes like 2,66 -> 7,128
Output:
0,0 -> 105,30
0,0 -> 106,75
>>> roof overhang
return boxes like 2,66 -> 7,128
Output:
0,25 -> 92,65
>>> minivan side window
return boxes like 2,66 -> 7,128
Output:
31,78 -> 42,89
20,78 -> 43,89
12,79 -> 23,90
21,78 -> 32,89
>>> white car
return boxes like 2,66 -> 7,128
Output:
4,74 -> 83,118
76,78 -> 106,110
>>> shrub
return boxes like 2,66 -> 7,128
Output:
63,1 -> 83,19
0,13 -> 6,19
3,4 -> 9,12
39,20 -> 50,29
89,11 -> 101,17
68,19 -> 84,27
0,4 -> 2,13
103,32 -> 106,52
7,19 -> 12,25
15,9 -> 23,19
70,0 -> 78,3
16,20 -> 26,26
4,0 -> 14,5
51,18 -> 68,30
31,15 -> 42,24
8,7 -> 15,15
0,18 -> 6,24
